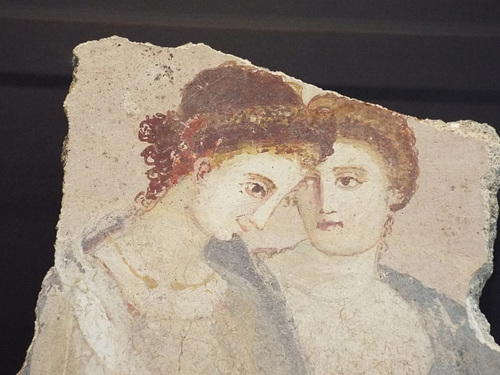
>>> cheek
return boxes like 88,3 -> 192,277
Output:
208,201 -> 245,223
297,200 -> 318,229
351,185 -> 388,209
340,186 -> 388,222
297,185 -> 321,214
200,182 -> 244,213
353,194 -> 389,231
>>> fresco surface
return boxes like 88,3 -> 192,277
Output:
20,37 -> 500,374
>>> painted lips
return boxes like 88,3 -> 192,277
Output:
316,219 -> 344,231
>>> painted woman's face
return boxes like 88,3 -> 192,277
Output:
191,152 -> 306,241
297,140 -> 395,256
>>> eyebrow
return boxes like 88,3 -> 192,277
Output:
244,173 -> 277,190
332,166 -> 368,179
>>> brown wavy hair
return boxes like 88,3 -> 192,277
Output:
307,93 -> 419,211
136,63 -> 336,210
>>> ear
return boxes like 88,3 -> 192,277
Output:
193,157 -> 212,182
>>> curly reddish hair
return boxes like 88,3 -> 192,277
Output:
307,93 -> 419,211
136,63 -> 336,209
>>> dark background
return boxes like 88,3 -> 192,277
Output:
1,1 -> 499,373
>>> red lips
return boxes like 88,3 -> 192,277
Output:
316,219 -> 344,231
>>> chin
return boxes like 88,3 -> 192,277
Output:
312,237 -> 368,256
320,248 -> 363,256
213,231 -> 235,241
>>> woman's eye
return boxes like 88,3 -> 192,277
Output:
245,182 -> 269,198
336,176 -> 361,188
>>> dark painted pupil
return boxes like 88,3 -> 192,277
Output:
341,177 -> 351,186
252,183 -> 266,195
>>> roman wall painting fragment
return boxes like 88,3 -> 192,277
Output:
20,37 -> 500,374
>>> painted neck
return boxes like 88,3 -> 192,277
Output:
302,241 -> 379,280
264,240 -> 381,295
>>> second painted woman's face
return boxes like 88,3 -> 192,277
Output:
297,140 -> 395,256
191,152 -> 306,241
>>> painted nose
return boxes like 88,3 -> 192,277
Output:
249,195 -> 284,230
320,177 -> 338,215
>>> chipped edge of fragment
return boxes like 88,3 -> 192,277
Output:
467,132 -> 500,352
421,118 -> 500,352
420,118 -> 500,352
421,118 -> 500,143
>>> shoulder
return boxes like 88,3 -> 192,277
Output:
379,264 -> 500,374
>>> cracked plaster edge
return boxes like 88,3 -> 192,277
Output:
73,36 -> 331,101
467,124 -> 500,353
